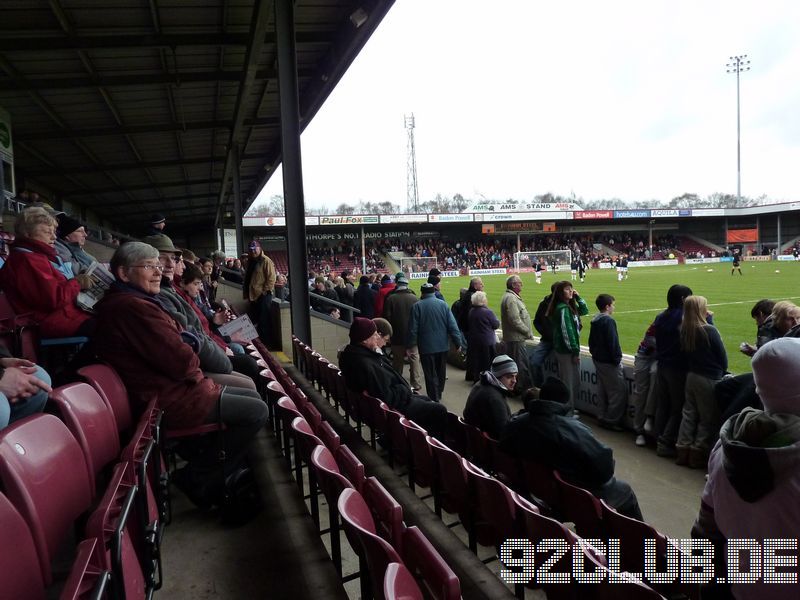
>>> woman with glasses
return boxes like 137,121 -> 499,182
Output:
93,242 -> 268,508
0,206 -> 95,337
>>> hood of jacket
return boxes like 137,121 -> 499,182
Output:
719,407 -> 800,503
479,370 -> 513,394
590,312 -> 612,324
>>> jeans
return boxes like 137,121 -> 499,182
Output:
0,366 -> 51,431
529,340 -> 552,388
632,356 -> 657,433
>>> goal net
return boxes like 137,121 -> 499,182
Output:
514,250 -> 573,273
399,256 -> 440,279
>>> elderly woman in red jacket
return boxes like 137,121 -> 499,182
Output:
0,207 -> 94,337
94,241 -> 268,507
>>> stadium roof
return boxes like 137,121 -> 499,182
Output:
0,0 -> 394,236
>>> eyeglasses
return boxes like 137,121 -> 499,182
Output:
131,263 -> 164,272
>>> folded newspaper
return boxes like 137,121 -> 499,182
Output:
76,261 -> 115,312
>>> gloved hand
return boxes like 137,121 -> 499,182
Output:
74,273 -> 95,290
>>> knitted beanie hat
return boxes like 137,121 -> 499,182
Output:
491,354 -> 518,378
349,317 -> 377,344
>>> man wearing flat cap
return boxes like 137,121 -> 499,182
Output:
463,354 -> 517,440
339,317 -> 447,437
242,239 -> 276,344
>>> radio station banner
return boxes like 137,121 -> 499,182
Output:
468,268 -> 507,276
428,213 -> 474,222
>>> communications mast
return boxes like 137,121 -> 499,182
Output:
405,113 -> 419,212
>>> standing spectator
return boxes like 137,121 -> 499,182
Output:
242,240 -> 276,344
675,296 -> 727,468
530,283 -> 556,388
408,283 -> 465,402
274,273 -> 289,301
0,347 -> 52,431
382,275 -> 423,392
653,284 -> 693,458
427,275 -> 445,302
147,213 -> 166,236
632,321 -> 658,447
546,280 -> 589,414
589,293 -> 627,431
373,274 -> 396,317
339,318 -> 446,437
692,337 -> 800,600
463,354 -> 516,440
500,275 -> 534,394
309,276 -> 338,314
466,291 -> 500,379
340,270 -> 355,306
0,207 -> 95,337
353,275 -> 377,319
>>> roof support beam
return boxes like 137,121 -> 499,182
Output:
15,117 -> 278,142
60,176 -> 256,197
0,32 -> 330,53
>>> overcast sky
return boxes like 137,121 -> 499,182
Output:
251,0 -> 800,212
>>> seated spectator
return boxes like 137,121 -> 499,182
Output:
198,257 -> 218,303
772,300 -> 800,337
339,317 -> 446,437
93,241 -> 267,507
500,377 -> 643,519
0,346 -> 51,431
54,214 -> 99,276
740,299 -> 777,356
693,337 -> 800,600
463,354 -> 516,440
0,207 -> 95,337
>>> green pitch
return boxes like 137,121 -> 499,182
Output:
437,261 -> 800,375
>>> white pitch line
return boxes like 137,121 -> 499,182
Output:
615,296 -> 800,315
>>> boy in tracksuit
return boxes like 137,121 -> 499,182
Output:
589,294 -> 627,430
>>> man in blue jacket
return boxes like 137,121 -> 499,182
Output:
408,283 -> 465,401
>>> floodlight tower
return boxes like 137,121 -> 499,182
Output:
726,55 -> 750,204
405,113 -> 419,212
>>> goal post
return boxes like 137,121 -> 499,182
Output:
399,256 -> 439,277
514,250 -> 573,273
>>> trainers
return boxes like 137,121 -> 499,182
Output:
572,410 -> 581,419
656,443 -> 677,458
635,434 -> 647,447
643,417 -> 654,434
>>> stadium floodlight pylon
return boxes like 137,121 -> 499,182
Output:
514,250 -> 573,273
400,256 -> 440,277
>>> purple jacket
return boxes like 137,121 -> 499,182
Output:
467,305 -> 500,348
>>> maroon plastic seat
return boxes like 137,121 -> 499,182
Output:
522,459 -> 561,517
309,445 -> 354,577
462,458 -> 517,551
600,500 -> 695,599
338,488 -> 403,600
483,433 -> 524,492
444,411 -> 467,457
401,418 -> 434,491
85,462 -> 147,599
0,491 -> 46,600
362,476 -> 404,552
400,526 -> 461,600
78,363 -> 133,436
460,417 -> 491,469
383,562 -> 424,600
50,383 -> 121,497
335,443 -> 366,493
553,470 -> 604,539
360,392 -> 387,449
427,436 -> 470,537
59,537 -> 112,600
0,414 -> 93,584
297,400 -> 322,433
275,396 -> 303,460
317,420 -> 341,453
383,404 -> 410,470
291,416 -> 324,525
